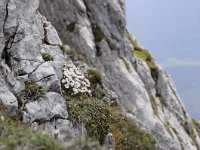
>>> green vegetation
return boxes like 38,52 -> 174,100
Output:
42,52 -> 54,62
126,31 -> 159,81
60,46 -> 84,62
134,49 -> 158,81
87,69 -> 102,87
67,22 -> 76,32
92,25 -> 107,42
0,106 -> 63,150
92,87 -> 107,99
150,96 -> 159,116
65,95 -> 155,150
23,80 -> 45,100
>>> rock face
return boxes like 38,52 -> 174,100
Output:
39,0 -> 200,150
0,0 -> 199,149
0,0 -> 83,145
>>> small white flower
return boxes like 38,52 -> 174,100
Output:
62,63 -> 91,95
64,84 -> 70,89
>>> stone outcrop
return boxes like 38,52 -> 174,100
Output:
39,0 -> 200,149
0,0 -> 199,149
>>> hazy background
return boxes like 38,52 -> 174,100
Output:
126,0 -> 200,119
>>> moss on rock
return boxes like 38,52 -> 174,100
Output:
23,80 -> 45,101
42,52 -> 54,62
126,31 -> 159,81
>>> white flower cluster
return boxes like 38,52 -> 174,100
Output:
61,63 -> 91,95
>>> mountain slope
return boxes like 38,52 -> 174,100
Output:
0,0 -> 200,149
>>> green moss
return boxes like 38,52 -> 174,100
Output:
134,50 -> 159,81
150,96 -> 159,116
0,106 -> 63,150
134,50 -> 152,61
24,80 -> 45,100
127,31 -> 159,81
87,69 -> 102,87
67,22 -> 76,32
92,25 -> 107,42
60,47 -> 84,62
65,95 -> 155,149
42,52 -> 54,62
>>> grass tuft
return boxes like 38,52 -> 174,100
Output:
42,52 -> 54,62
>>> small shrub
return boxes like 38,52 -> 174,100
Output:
65,95 -> 155,149
66,95 -> 110,144
92,25 -> 107,42
42,52 -> 54,62
87,69 -> 102,87
23,81 -> 45,101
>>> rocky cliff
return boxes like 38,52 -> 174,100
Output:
0,0 -> 200,150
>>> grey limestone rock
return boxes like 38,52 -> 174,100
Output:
39,0 -> 200,149
0,0 -> 200,149
24,92 -> 68,123
0,82 -> 18,108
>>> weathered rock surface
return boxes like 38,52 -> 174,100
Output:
0,0 -> 84,146
0,0 -> 200,149
39,0 -> 200,149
